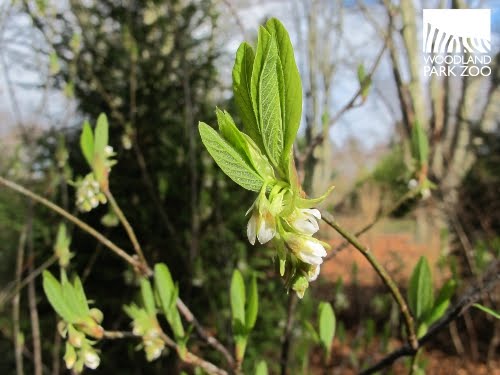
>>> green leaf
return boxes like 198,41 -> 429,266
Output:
154,263 -> 185,339
199,122 -> 263,192
424,279 -> 456,326
408,256 -> 434,321
265,18 -> 303,168
245,273 -> 258,330
233,43 -> 261,148
255,360 -> 268,375
473,303 -> 500,319
80,121 -> 94,167
304,320 -> 320,343
357,63 -> 371,99
94,113 -> 109,157
411,122 -> 429,166
258,34 -> 283,167
154,263 -> 175,311
318,302 -> 335,360
296,185 -> 335,209
72,276 -> 90,316
60,274 -> 88,318
230,270 -> 246,333
140,278 -> 156,316
42,271 -> 77,323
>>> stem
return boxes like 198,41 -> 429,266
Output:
280,293 -> 298,375
176,299 -> 235,367
105,191 -> 149,270
326,188 -> 420,259
26,210 -> 42,375
320,210 -> 418,350
13,226 -> 27,375
0,176 -> 142,272
103,330 -> 228,375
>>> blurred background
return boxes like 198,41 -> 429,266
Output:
0,0 -> 498,374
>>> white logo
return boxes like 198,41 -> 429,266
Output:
423,9 -> 491,54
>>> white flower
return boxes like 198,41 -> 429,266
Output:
285,233 -> 327,266
289,208 -> 321,235
246,187 -> 283,245
83,349 -> 100,369
247,210 -> 276,245
307,264 -> 320,281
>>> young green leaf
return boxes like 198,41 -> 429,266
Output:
42,271 -> 77,323
408,256 -> 434,321
245,273 -> 259,330
154,263 -> 185,339
255,360 -> 268,375
296,185 -> 335,209
423,279 -> 456,326
154,263 -> 175,309
72,276 -> 90,316
473,303 -> 500,319
140,278 -> 156,316
233,43 -> 261,147
199,122 -> 263,192
265,18 -> 303,167
318,302 -> 335,360
217,109 -> 274,181
258,35 -> 283,167
60,275 -> 88,318
230,270 -> 246,332
80,121 -> 94,167
94,113 -> 109,157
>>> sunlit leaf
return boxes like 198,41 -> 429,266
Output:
199,122 -> 263,192
408,256 -> 434,321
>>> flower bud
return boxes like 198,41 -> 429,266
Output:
63,342 -> 76,369
89,308 -> 104,324
67,324 -> 84,348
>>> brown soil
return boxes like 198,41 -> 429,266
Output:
314,217 -> 498,375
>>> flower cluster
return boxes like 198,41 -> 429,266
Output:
58,308 -> 104,373
246,184 -> 329,298
75,173 -> 107,212
124,304 -> 165,361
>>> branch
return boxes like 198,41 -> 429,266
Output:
103,330 -> 228,375
320,210 -> 418,350
0,176 -> 234,368
280,293 -> 298,375
0,176 -> 142,271
176,299 -> 235,367
105,191 -> 149,271
325,188 -> 420,260
360,260 -> 500,374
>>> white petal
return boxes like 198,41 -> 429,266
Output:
297,251 -> 323,265
257,217 -> 275,244
293,218 -> 319,235
247,215 -> 257,245
308,265 -> 320,281
84,352 -> 100,369
305,208 -> 321,220
307,240 -> 327,258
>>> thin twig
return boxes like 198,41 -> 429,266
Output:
176,299 -> 235,367
280,293 -> 298,375
26,209 -> 42,375
320,210 -> 418,350
13,225 -> 27,375
103,330 -> 228,375
0,177 -> 235,368
0,176 -> 142,272
325,188 -> 420,260
105,191 -> 149,270
360,260 -> 500,374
